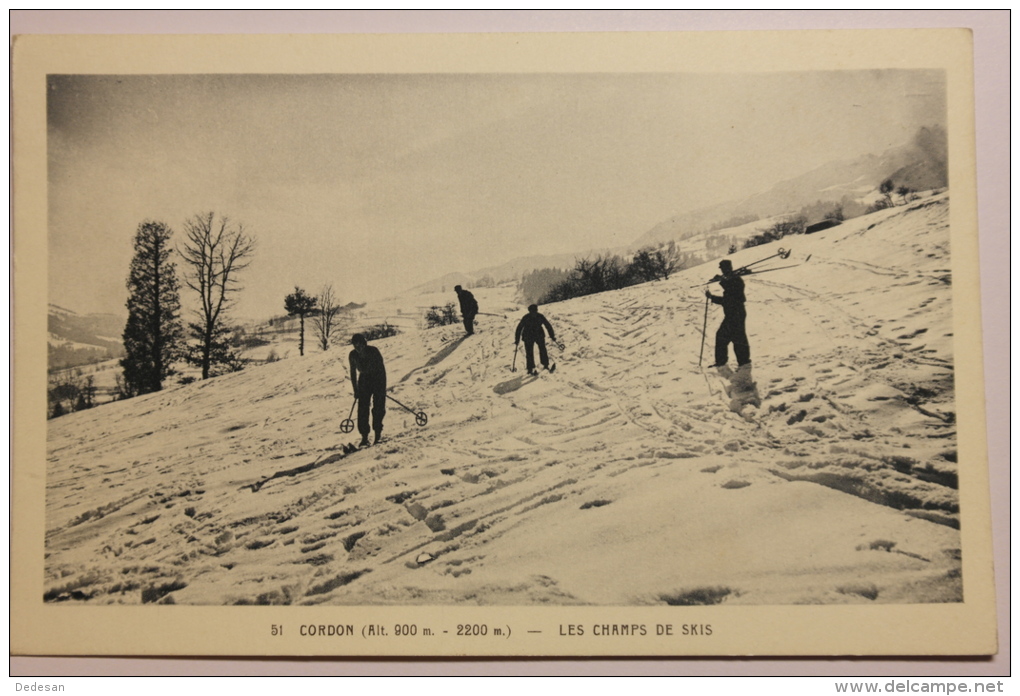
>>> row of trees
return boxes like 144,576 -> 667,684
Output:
742,215 -> 808,250
119,213 -> 255,400
517,268 -> 572,306
539,242 -> 695,305
740,176 -> 931,251
48,369 -> 98,418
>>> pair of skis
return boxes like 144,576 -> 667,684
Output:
510,340 -> 564,373
691,247 -> 809,289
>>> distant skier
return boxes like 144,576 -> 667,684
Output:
454,285 -> 478,336
515,304 -> 558,376
349,333 -> 387,447
705,259 -> 751,368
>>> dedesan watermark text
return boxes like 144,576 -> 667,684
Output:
15,685 -> 65,692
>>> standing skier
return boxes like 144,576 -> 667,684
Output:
705,259 -> 751,368
515,304 -> 557,376
349,333 -> 387,447
454,285 -> 478,336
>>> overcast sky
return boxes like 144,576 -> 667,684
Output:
48,70 -> 945,320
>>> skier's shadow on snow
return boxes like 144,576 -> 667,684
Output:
244,451 -> 347,493
493,373 -> 538,395
424,334 -> 470,367
398,333 -> 470,384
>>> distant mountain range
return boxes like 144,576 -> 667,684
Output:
48,304 -> 125,371
412,126 -> 948,292
633,125 -> 948,249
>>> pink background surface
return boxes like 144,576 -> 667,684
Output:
10,10 -> 1009,677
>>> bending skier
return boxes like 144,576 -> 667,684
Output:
515,304 -> 557,376
705,259 -> 751,368
349,333 -> 387,447
454,285 -> 478,336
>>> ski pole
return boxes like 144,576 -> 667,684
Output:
698,293 -> 710,368
385,394 -> 429,427
511,343 -> 519,372
340,397 -> 357,433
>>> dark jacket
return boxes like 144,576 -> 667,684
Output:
456,289 -> 478,317
709,274 -> 746,316
515,312 -> 555,343
349,345 -> 386,391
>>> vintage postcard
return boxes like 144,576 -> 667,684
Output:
12,29 -> 997,657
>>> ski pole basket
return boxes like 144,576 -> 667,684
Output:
340,397 -> 357,433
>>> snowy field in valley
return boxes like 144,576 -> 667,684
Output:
44,194 -> 962,606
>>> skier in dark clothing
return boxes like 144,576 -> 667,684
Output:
454,285 -> 478,335
705,259 -> 751,368
515,304 -> 557,376
349,333 -> 387,447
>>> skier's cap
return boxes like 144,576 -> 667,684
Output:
454,285 -> 462,292
528,304 -> 538,312
351,333 -> 367,345
719,259 -> 733,271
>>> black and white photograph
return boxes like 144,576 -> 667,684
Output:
12,24 -> 999,660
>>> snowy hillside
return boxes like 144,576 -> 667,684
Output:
44,194 -> 962,606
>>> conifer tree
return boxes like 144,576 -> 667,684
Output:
284,286 -> 317,356
121,220 -> 183,395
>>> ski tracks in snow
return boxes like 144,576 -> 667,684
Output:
43,195 -> 961,605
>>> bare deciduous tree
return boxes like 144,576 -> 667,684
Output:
312,284 -> 344,351
179,212 -> 256,379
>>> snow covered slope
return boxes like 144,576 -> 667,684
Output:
44,193 -> 962,606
